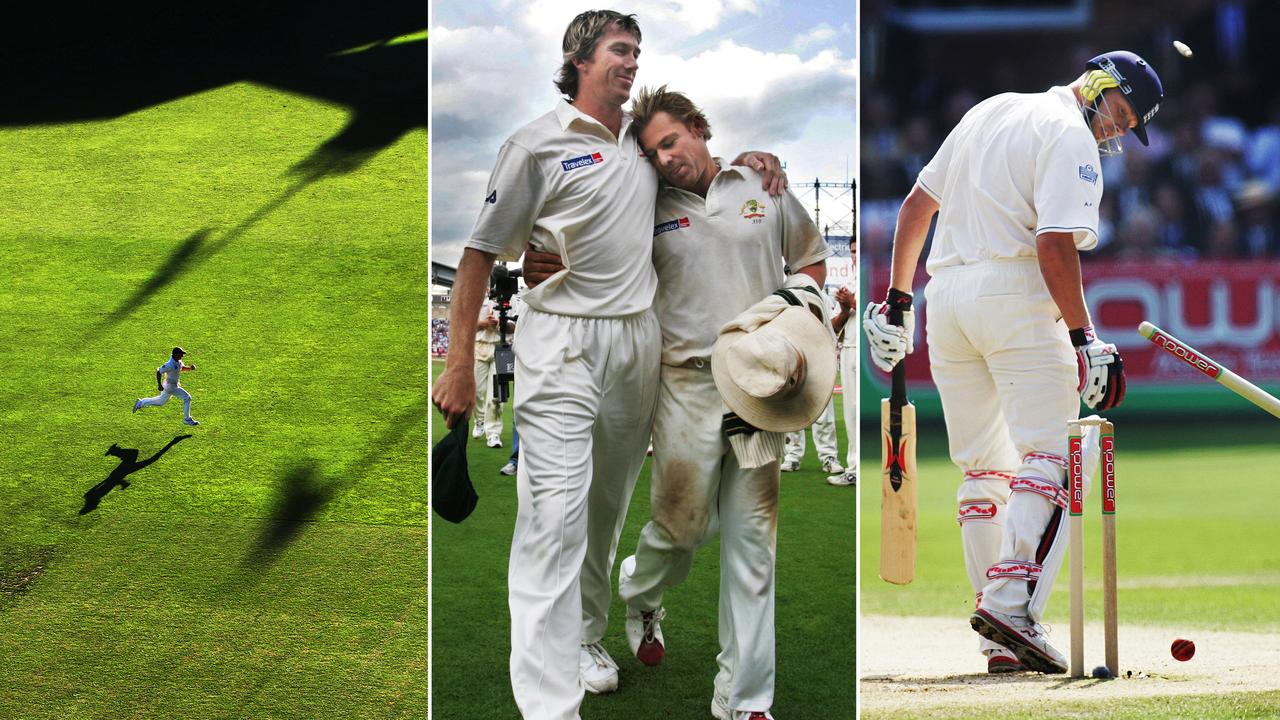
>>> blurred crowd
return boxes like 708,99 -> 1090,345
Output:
431,319 -> 449,356
861,1 -> 1280,264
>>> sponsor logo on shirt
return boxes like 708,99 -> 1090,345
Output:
740,199 -> 766,223
561,152 -> 605,172
1078,164 -> 1098,184
485,190 -> 497,204
654,217 -> 691,236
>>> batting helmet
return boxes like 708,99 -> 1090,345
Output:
1086,50 -> 1164,146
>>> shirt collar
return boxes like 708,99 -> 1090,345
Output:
554,99 -> 634,138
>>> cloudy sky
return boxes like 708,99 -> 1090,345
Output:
429,0 -> 858,266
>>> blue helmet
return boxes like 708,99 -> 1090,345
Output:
1086,50 -> 1164,146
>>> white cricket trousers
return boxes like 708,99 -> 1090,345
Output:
925,259 -> 1078,620
508,307 -> 660,720
783,398 -> 838,464
839,339 -> 857,471
473,355 -> 503,441
139,385 -> 193,419
621,364 -> 778,713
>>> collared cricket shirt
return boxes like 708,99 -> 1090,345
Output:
468,100 -> 659,317
651,164 -> 832,367
917,85 -> 1104,275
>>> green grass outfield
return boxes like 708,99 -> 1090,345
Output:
860,411 -> 1280,717
430,359 -> 857,718
0,42 -> 428,719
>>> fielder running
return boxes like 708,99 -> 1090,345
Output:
431,11 -> 786,720
863,51 -> 1163,673
133,346 -> 199,426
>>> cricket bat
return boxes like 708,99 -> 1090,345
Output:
880,306 -> 917,585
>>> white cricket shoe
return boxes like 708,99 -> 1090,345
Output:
184,418 -> 200,426
826,471 -> 855,487
780,459 -> 800,472
732,712 -> 775,719
471,425 -> 484,439
132,400 -> 142,414
579,642 -> 619,694
821,457 -> 844,474
986,644 -> 1026,673
486,437 -> 503,449
970,607 -> 1066,674
619,555 -> 666,665
499,461 -> 517,476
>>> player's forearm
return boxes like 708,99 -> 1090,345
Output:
1036,232 -> 1090,330
889,184 -> 938,293
832,308 -> 851,335
447,248 -> 498,368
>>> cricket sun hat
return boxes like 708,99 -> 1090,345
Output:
1086,50 -> 1164,146
711,305 -> 837,433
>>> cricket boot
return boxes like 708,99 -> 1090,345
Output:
985,644 -> 1026,673
970,606 -> 1067,674
619,555 -> 666,665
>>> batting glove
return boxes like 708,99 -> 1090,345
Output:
862,288 -> 915,373
1072,325 -> 1126,410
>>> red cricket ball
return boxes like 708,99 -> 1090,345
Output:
1171,638 -> 1196,661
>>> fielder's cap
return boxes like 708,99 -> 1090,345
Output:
431,415 -> 478,523
1087,50 -> 1164,146
711,306 -> 836,433
173,346 -> 186,357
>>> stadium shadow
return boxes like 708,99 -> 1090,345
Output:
80,434 -> 193,514
12,3 -> 427,335
242,401 -> 426,568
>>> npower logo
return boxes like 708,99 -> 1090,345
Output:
1150,331 -> 1223,380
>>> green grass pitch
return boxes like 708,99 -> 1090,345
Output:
0,42 -> 427,719
430,360 -> 856,718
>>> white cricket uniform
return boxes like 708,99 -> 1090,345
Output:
138,356 -> 193,419
783,289 -> 840,467
473,299 -> 504,443
619,164 -> 830,713
467,99 -> 661,720
915,86 -> 1103,629
839,274 -> 858,473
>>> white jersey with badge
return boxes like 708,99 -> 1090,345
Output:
917,85 -> 1103,275
652,164 -> 832,366
467,100 -> 659,317
158,357 -> 182,388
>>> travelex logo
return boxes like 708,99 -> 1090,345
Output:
562,152 -> 604,172
654,217 -> 691,236
1079,164 -> 1098,184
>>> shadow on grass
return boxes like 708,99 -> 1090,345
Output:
90,178 -> 310,335
242,400 -> 426,568
81,434 -> 193,514
5,3 -> 427,331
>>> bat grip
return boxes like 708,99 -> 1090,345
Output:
889,305 -> 907,407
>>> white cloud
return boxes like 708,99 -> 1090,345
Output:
430,1 -> 856,263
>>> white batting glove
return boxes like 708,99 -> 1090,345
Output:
1072,325 -> 1126,410
862,289 -> 915,372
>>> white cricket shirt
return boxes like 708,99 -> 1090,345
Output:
468,100 -> 659,317
158,357 -> 182,387
652,164 -> 832,366
917,86 -> 1104,275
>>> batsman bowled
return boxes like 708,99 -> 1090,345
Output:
1068,416 -> 1118,679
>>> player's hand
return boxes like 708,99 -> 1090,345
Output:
432,365 -> 477,429
522,249 -> 564,288
478,315 -> 499,329
862,289 -> 915,372
834,286 -> 855,311
1072,325 -> 1125,410
731,151 -> 788,197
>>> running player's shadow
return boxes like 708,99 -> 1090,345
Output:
80,434 -> 192,514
